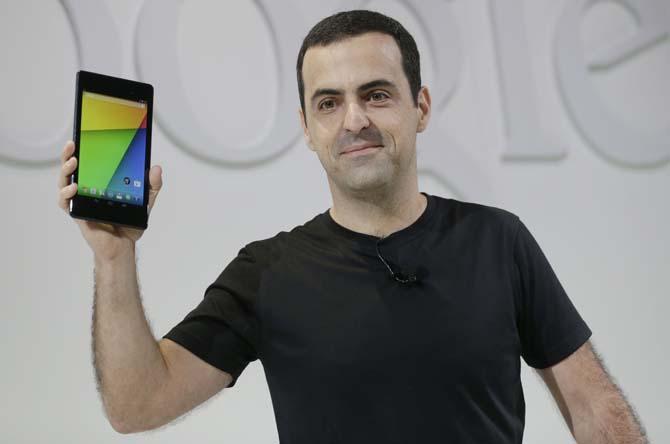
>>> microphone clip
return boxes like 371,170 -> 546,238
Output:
375,237 -> 419,285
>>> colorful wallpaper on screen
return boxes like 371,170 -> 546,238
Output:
78,91 -> 147,206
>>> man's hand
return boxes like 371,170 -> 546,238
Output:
57,140 -> 163,260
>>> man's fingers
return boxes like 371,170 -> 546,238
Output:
58,155 -> 77,189
58,182 -> 77,212
149,165 -> 163,191
58,141 -> 76,189
147,165 -> 162,214
57,144 -> 164,223
57,141 -> 77,211
60,140 -> 75,164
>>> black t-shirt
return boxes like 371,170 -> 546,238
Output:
163,193 -> 592,443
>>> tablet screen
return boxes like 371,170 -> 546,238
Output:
77,91 -> 148,206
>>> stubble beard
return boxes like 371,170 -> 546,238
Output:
331,152 -> 399,197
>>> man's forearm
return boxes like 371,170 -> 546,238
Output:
573,384 -> 648,444
92,244 -> 169,432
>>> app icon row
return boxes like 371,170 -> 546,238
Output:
81,187 -> 141,202
123,177 -> 142,187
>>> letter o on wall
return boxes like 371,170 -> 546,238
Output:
0,0 -> 122,165
135,0 -> 305,166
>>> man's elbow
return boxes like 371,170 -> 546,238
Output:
108,411 -> 147,435
107,415 -> 132,434
104,405 -> 149,434
110,417 -> 157,435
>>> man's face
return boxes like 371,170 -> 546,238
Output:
299,32 -> 430,195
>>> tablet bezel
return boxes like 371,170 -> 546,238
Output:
69,70 -> 154,230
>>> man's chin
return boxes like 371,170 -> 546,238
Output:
340,173 -> 392,195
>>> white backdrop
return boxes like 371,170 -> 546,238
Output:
1,0 -> 668,442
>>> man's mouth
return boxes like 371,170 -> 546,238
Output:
340,143 -> 383,156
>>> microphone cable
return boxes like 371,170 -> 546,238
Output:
375,236 -> 418,285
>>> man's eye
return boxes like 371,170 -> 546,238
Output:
369,92 -> 389,102
319,99 -> 335,110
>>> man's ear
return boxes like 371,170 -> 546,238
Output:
298,108 -> 315,151
416,86 -> 432,133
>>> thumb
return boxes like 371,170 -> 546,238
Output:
147,165 -> 162,214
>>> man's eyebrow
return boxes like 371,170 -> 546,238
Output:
357,79 -> 396,93
310,79 -> 398,105
311,88 -> 342,104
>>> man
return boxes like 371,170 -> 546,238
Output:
57,9 -> 648,443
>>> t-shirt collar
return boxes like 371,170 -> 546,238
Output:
320,192 -> 436,250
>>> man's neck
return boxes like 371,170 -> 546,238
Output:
328,184 -> 427,239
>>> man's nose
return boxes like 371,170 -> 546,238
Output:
343,101 -> 370,133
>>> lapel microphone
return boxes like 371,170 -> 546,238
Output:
375,237 -> 419,285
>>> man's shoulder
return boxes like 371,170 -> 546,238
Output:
239,210 -> 328,259
427,196 -> 523,255
432,194 -> 520,233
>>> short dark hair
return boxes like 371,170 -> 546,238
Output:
296,10 -> 421,115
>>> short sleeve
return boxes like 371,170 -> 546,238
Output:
163,245 -> 263,388
512,217 -> 592,369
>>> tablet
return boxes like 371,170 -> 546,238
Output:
69,70 -> 154,230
